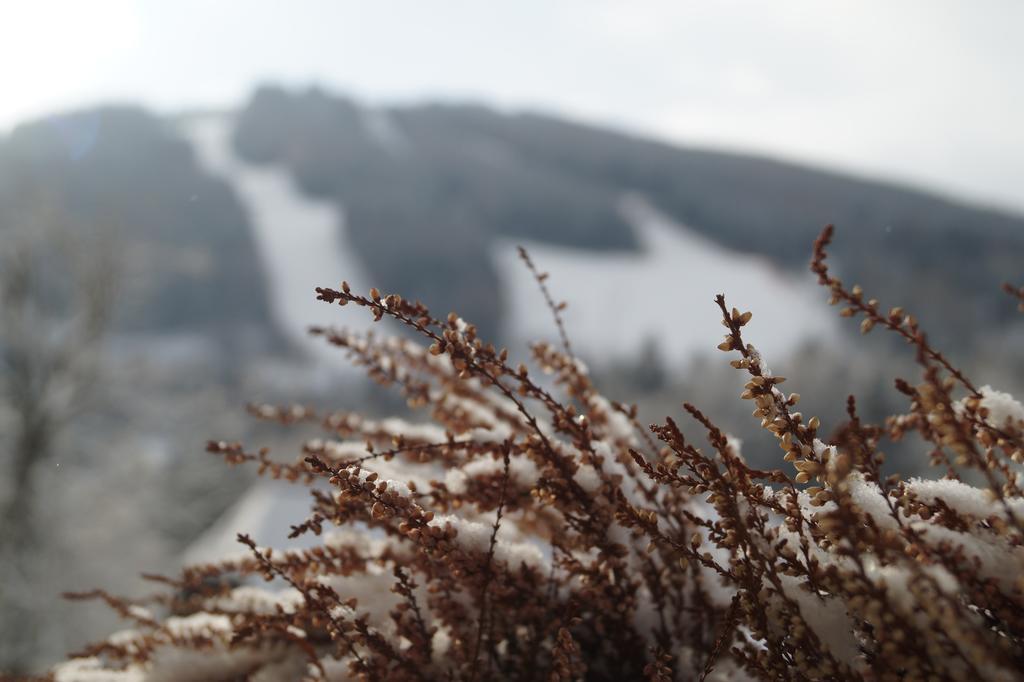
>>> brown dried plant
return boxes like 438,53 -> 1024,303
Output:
47,226 -> 1024,681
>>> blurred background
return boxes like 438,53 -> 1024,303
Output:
2,1 -> 1023,672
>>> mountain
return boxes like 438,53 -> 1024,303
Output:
231,85 -> 1024,350
182,113 -> 835,369
2,85 -> 1022,365
0,106 -> 276,354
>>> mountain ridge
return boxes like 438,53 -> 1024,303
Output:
229,84 -> 1024,348
2,85 -> 1021,361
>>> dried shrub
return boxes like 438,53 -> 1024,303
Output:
48,227 -> 1024,681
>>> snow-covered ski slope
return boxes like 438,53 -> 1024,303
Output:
184,117 -> 832,373
182,115 -> 375,367
495,195 -> 834,369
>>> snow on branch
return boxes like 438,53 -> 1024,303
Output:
49,226 -> 1024,681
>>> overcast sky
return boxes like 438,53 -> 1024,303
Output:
3,1 -> 1022,213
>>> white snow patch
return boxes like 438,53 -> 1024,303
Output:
181,115 -> 376,367
954,385 -> 1024,429
494,195 -> 835,370
431,514 -> 547,570
183,480 -> 323,565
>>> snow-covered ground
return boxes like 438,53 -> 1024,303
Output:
183,480 -> 325,564
494,195 -> 836,370
181,116 -> 375,367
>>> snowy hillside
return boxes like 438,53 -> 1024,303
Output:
495,195 -> 836,369
182,116 -> 833,373
182,115 -> 376,367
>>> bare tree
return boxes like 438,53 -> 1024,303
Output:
0,214 -> 116,672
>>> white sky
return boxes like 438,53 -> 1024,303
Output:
2,1 -> 1022,213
